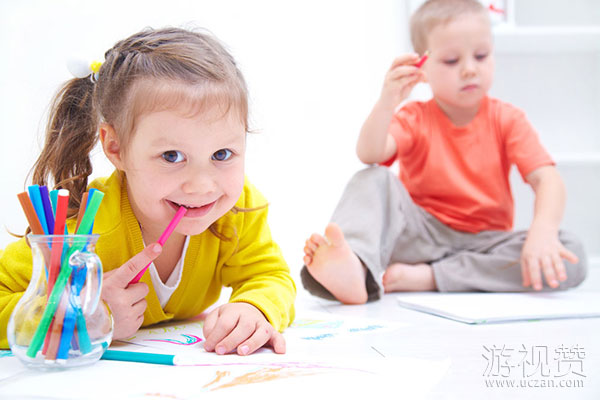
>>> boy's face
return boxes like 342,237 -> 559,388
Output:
118,107 -> 246,238
422,12 -> 494,113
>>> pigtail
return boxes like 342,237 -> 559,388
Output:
30,77 -> 98,218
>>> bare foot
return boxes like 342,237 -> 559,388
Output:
382,263 -> 437,292
303,223 -> 368,304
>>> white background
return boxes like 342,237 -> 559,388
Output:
1,0 -> 598,278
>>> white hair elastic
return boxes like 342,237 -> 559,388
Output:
66,59 -> 102,81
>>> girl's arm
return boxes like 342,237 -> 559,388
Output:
0,238 -> 33,349
203,183 -> 295,356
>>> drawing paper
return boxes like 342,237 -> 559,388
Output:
396,291 -> 600,324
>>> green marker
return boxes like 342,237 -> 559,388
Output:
26,190 -> 104,358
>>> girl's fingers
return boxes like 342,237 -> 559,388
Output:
131,298 -> 147,318
237,325 -> 285,356
268,331 -> 286,354
202,309 -> 220,350
214,319 -> 255,355
236,325 -> 270,356
204,311 -> 240,353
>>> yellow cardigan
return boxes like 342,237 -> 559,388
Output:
0,172 -> 296,349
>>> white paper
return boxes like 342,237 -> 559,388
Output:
396,291 -> 600,324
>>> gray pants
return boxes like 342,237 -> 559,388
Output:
301,166 -> 587,301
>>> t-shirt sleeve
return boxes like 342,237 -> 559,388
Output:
380,102 -> 421,166
500,103 -> 554,180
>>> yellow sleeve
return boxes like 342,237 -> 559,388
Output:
220,183 -> 296,332
0,238 -> 33,349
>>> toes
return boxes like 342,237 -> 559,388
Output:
305,239 -> 319,253
304,243 -> 314,258
309,233 -> 328,247
324,223 -> 345,247
303,255 -> 313,266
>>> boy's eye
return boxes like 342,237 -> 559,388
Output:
443,58 -> 458,65
162,150 -> 185,163
212,149 -> 233,161
475,53 -> 488,61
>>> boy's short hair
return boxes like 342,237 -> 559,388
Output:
410,0 -> 489,54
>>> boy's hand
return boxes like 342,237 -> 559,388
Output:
380,53 -> 425,108
520,226 -> 578,291
101,243 -> 162,339
203,302 -> 285,356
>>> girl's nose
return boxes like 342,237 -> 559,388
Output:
181,168 -> 217,195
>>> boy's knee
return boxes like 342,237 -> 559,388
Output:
353,166 -> 393,186
559,231 -> 588,289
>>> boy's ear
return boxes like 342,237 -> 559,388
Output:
99,123 -> 124,170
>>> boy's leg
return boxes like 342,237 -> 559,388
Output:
431,230 -> 588,292
301,166 -> 444,301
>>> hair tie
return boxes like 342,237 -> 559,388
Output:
66,59 -> 103,82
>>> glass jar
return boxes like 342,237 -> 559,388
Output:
7,234 -> 113,368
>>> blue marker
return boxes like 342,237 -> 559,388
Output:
40,186 -> 55,235
101,350 -> 177,365
27,185 -> 49,234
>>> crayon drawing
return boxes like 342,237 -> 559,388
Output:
145,334 -> 202,346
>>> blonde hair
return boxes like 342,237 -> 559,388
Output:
410,0 -> 489,54
29,27 -> 252,239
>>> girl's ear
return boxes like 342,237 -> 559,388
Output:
99,123 -> 124,170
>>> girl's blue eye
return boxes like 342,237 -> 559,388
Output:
212,149 -> 233,161
475,53 -> 488,61
162,150 -> 185,163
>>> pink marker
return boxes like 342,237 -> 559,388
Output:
414,51 -> 429,68
129,206 -> 187,284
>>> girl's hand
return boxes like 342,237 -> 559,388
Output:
203,302 -> 285,356
101,243 -> 162,339
380,53 -> 425,108
520,226 -> 578,291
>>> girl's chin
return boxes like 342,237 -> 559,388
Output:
174,221 -> 212,237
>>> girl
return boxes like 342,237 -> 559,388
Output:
0,27 -> 296,356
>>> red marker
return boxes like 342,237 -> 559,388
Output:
415,51 -> 430,68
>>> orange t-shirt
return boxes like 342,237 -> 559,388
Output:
384,96 -> 554,233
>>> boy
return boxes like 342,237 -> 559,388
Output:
301,0 -> 587,304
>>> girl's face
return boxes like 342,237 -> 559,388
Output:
422,13 -> 494,116
117,107 -> 246,237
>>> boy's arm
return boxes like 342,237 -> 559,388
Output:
356,54 -> 424,164
522,165 -> 578,290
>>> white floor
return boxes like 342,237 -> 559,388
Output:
1,268 -> 598,399
294,266 -> 600,399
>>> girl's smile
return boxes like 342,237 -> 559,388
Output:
166,199 -> 216,218
103,103 -> 247,241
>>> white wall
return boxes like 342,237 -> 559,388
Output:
0,0 -> 406,278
